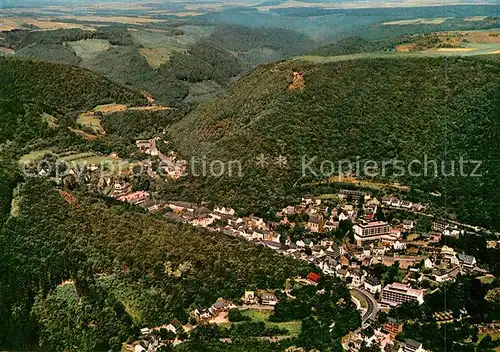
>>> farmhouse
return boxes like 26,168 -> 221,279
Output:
261,292 -> 279,306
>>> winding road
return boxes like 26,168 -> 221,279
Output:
350,287 -> 379,324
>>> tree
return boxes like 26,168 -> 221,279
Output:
227,308 -> 250,322
158,328 -> 176,340
375,207 -> 386,221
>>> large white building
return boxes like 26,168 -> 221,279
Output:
381,283 -> 425,306
353,221 -> 395,246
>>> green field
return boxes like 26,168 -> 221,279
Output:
240,309 -> 302,336
478,275 -> 496,284
350,291 -> 368,309
68,39 -> 112,60
298,45 -> 500,64
59,152 -> 131,172
479,332 -> 500,342
478,332 -> 500,351
19,149 -> 53,163
76,113 -> 105,134
382,17 -> 451,26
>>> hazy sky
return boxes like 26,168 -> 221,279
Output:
2,0 -> 499,8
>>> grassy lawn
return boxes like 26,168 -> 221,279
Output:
68,39 -> 111,60
59,153 -> 131,173
19,149 -> 53,163
478,275 -> 496,284
478,333 -> 500,351
10,197 -> 20,217
382,17 -> 450,26
240,309 -> 302,337
350,291 -> 368,309
77,113 -> 105,134
478,332 -> 500,342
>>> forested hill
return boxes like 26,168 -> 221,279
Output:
168,56 -> 500,230
0,57 -> 146,144
5,25 -> 318,104
0,58 -> 146,232
311,36 -> 385,56
0,57 -> 145,114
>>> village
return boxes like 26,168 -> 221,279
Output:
28,141 -> 500,352
113,184 -> 499,352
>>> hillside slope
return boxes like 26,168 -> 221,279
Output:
6,26 -> 317,104
0,57 -> 146,145
0,179 -> 313,350
168,56 -> 500,229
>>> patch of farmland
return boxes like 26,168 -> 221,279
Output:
77,112 -> 105,135
139,47 -> 173,68
68,39 -> 112,60
437,47 -> 477,52
58,153 -> 131,173
19,149 -> 53,163
382,17 -> 450,26
0,16 -> 94,31
93,103 -> 128,114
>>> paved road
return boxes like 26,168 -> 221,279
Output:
350,287 -> 379,323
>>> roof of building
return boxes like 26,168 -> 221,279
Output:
383,282 -> 424,297
365,276 -> 381,286
212,300 -> 229,309
307,272 -> 321,282
138,199 -> 160,209
356,221 -> 389,228
386,317 -> 403,324
457,253 -> 476,265
405,339 -> 422,349
261,292 -> 277,300
168,201 -> 198,208
309,216 -> 321,224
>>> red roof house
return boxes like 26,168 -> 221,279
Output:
307,272 -> 321,283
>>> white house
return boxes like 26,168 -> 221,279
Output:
457,253 -> 477,268
424,258 -> 434,269
364,276 -> 382,294
214,206 -> 236,216
393,241 -> 407,251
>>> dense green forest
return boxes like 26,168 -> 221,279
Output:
2,27 -> 134,50
158,39 -> 247,86
0,57 -> 147,228
80,45 -> 192,104
0,57 -> 145,145
0,179 -> 314,350
101,107 -> 190,143
167,56 -> 500,230
5,27 -> 241,104
207,26 -> 317,59
312,36 -> 388,56
5,25 -> 318,104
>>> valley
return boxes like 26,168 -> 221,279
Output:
0,2 -> 500,352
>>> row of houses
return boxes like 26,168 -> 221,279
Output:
192,292 -> 280,322
381,196 -> 427,213
345,327 -> 425,352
